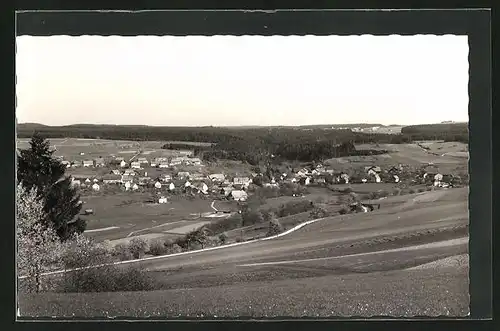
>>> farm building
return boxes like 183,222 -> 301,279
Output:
82,160 -> 94,167
130,161 -> 141,169
95,158 -> 105,167
233,177 -> 251,186
102,174 -> 121,184
158,196 -> 168,204
178,171 -> 190,179
120,160 -> 127,168
121,174 -> 134,183
191,173 -> 206,181
231,190 -> 248,202
92,183 -> 100,191
124,169 -> 136,176
168,182 -> 175,191
138,157 -> 149,164
170,157 -> 183,166
159,161 -> 169,168
365,166 -> 382,176
186,157 -> 202,166
161,174 -> 172,182
209,174 -> 225,182
154,181 -> 162,189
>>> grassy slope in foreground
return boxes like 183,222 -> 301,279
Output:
18,262 -> 468,318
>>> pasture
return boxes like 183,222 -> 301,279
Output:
81,192 -> 229,242
16,138 -> 196,162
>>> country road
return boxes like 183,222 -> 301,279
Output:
18,187 -> 470,318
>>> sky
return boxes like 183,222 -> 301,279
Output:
16,35 -> 469,127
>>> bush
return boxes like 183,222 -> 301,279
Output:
218,233 -> 228,245
266,219 -> 284,237
242,210 -> 264,226
203,213 -> 243,235
128,237 -> 149,259
235,236 -> 244,243
112,243 -> 133,261
338,205 -> 350,215
392,188 -> 402,196
417,187 -> 426,193
310,206 -> 330,219
277,200 -> 315,218
148,239 -> 168,256
408,188 -> 416,194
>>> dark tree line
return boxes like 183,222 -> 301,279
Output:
17,134 -> 86,241
18,123 -> 468,164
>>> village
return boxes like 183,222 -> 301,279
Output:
63,149 -> 462,207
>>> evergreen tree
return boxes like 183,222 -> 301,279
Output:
17,134 -> 86,241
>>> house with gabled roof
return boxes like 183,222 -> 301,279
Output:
102,174 -> 121,184
95,157 -> 105,167
137,157 -> 149,164
130,161 -> 141,169
209,173 -> 225,182
82,160 -> 94,167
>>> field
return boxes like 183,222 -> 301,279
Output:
81,193 -> 234,243
16,138 -> 196,162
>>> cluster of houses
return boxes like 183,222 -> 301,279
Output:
60,155 -> 203,169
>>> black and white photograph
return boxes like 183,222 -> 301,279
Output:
14,10 -> 482,320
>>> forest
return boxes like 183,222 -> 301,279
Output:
18,123 -> 468,163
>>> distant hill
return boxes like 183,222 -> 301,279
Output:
401,122 -> 469,135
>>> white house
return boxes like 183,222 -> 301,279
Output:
154,181 -> 162,189
82,160 -> 94,167
209,174 -> 225,182
184,181 -> 192,188
102,174 -> 121,184
170,157 -> 183,166
186,157 -> 202,166
375,174 -> 382,183
231,190 -> 248,202
304,177 -> 311,185
169,182 -> 175,191
362,178 -> 368,183
120,160 -> 127,168
85,178 -> 91,184
191,173 -> 206,181
434,174 -> 443,187
124,181 -> 131,191
130,161 -> 141,169
200,183 -> 209,194
132,183 -> 139,191
61,160 -> 71,168
233,177 -> 251,186
340,173 -> 350,184
394,175 -> 400,183
93,178 -> 99,183
159,162 -> 169,168
137,157 -> 148,164
92,183 -> 100,191
158,196 -> 168,204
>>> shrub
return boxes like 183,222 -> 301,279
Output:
408,188 -> 417,194
378,190 -> 389,198
203,213 -> 243,235
341,187 -> 353,194
168,243 -> 183,254
310,206 -> 330,219
148,239 -> 168,256
392,188 -> 402,196
235,236 -> 244,243
338,205 -> 350,215
112,243 -> 133,261
218,233 -> 228,245
417,187 -> 426,193
128,237 -> 149,259
266,218 -> 284,237
242,210 -> 264,226
277,200 -> 314,218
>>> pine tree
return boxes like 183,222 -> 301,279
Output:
17,134 -> 86,241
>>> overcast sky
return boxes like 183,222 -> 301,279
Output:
16,35 -> 469,127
